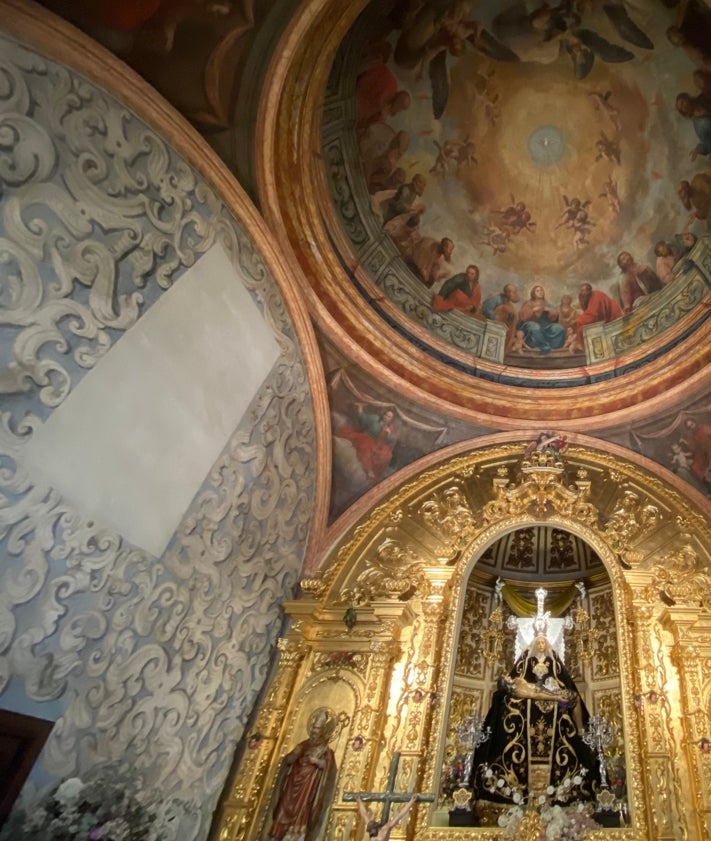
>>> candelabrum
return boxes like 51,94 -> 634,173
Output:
455,710 -> 491,783
582,714 -> 617,789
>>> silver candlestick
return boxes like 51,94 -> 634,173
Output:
455,710 -> 491,782
582,714 -> 617,788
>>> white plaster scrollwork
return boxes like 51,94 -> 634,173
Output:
0,36 -> 236,410
0,36 -> 315,841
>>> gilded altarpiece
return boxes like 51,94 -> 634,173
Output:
217,443 -> 711,840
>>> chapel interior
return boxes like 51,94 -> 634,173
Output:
2,1 -> 711,840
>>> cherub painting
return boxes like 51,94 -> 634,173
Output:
627,403 -> 711,497
524,431 -> 568,459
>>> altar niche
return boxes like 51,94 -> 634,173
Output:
438,528 -> 627,832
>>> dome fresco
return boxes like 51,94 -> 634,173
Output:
324,0 -> 711,378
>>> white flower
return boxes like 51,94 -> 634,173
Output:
498,805 -> 523,829
24,807 -> 48,831
546,785 -> 555,795
546,821 -> 563,839
538,795 -> 546,805
103,817 -> 131,838
497,778 -> 505,788
513,792 -> 522,804
484,768 -> 493,778
573,775 -> 582,785
55,778 -> 85,804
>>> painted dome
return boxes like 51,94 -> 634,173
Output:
321,0 -> 711,388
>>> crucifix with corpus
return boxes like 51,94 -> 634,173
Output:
343,752 -> 434,840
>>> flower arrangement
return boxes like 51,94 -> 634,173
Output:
480,764 -> 590,805
481,768 -> 599,841
440,755 -> 467,803
1,770 -> 190,841
499,801 -> 599,841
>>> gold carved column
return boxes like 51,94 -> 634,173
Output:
385,569 -> 457,838
626,577 -> 680,840
661,607 -> 711,839
217,637 -> 307,841
327,601 -> 415,841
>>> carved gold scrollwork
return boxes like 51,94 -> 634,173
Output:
277,637 -> 302,655
650,544 -> 711,610
338,537 -> 424,605
589,589 -> 619,679
483,452 -> 597,525
602,489 -> 661,558
312,651 -> 365,675
418,486 -> 477,554
300,576 -> 328,598
481,601 -> 506,667
594,689 -> 626,759
455,588 -> 491,679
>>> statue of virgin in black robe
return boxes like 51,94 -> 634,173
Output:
470,633 -> 599,806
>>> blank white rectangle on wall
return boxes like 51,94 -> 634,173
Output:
21,245 -> 281,557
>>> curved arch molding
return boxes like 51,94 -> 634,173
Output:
258,0 -> 711,422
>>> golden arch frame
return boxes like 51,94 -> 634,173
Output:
429,514 -> 642,839
219,441 -> 711,840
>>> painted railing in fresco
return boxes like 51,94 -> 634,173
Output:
581,238 -> 711,365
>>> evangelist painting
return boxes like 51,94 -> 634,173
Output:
325,351 -> 492,520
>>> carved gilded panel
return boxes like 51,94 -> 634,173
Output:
591,588 -> 620,681
221,441 -> 711,840
454,587 -> 490,680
